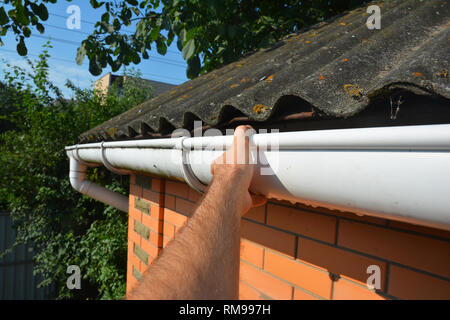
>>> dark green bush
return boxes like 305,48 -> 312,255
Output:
0,43 -> 153,299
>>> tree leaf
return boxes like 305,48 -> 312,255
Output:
167,30 -> 175,46
156,39 -> 167,55
89,58 -> 102,76
182,38 -> 195,60
177,28 -> 187,50
0,7 -> 9,25
185,28 -> 196,42
186,55 -> 200,79
126,0 -> 138,6
17,37 -> 27,56
101,22 -> 115,34
36,23 -> 44,34
36,4 -> 49,21
16,5 -> 30,25
108,56 -> 122,72
23,27 -> 31,38
76,43 -> 86,65
90,0 -> 104,9
101,12 -> 110,23
149,26 -> 160,41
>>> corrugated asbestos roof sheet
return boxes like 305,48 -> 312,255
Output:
80,0 -> 449,143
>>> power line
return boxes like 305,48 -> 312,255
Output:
0,46 -> 88,66
31,33 -> 82,46
42,23 -> 92,36
29,33 -> 187,68
49,12 -> 103,27
0,47 -> 186,83
48,11 -> 181,55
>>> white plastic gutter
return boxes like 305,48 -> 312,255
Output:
69,151 -> 129,212
66,124 -> 450,231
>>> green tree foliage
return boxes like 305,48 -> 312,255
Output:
0,43 -> 153,299
0,81 -> 21,133
0,0 -> 367,79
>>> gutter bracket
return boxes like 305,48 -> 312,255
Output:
178,137 -> 208,194
100,142 -> 131,175
74,145 -> 100,167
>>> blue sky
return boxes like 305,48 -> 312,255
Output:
0,0 -> 188,98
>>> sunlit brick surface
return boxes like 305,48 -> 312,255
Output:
126,175 -> 450,300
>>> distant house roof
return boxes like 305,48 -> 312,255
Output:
138,79 -> 176,97
80,0 -> 449,143
94,73 -> 176,97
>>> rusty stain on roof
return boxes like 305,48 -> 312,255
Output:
344,84 -> 364,98
253,104 -> 270,114
413,72 -> 426,79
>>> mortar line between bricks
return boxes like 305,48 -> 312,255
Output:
336,249 -> 450,284
341,279 -> 398,300
131,228 -> 147,243
385,263 -> 391,293
330,278 -> 335,300
337,277 -> 399,300
137,176 -> 144,198
147,228 -> 164,237
262,246 -> 336,275
242,216 -> 340,246
169,184 -> 450,243
380,293 -> 399,300
170,190 -> 449,242
140,236 -> 160,250
165,189 -> 194,204
294,235 -> 299,259
264,203 -> 268,225
152,185 -> 450,285
145,214 -> 166,224
163,220 -> 177,229
267,201 -> 450,243
164,200 -> 194,218
133,252 -> 148,267
244,229 -> 450,282
158,178 -> 167,253
262,246 -> 266,269
239,279 -> 275,300
242,218 -> 450,283
334,218 -> 340,245
241,259 -> 326,300
133,253 -> 153,267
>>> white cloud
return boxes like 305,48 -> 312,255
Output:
49,63 -> 95,94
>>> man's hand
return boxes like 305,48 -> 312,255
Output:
210,125 -> 266,215
128,125 -> 266,300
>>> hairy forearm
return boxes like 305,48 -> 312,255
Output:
128,172 -> 244,300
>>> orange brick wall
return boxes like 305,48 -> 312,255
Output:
126,174 -> 450,300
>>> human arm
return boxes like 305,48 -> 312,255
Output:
127,125 -> 266,300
